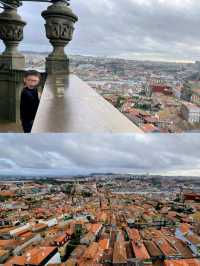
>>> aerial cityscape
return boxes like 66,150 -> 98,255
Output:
25,52 -> 200,133
0,134 -> 200,265
0,0 -> 200,265
0,175 -> 200,266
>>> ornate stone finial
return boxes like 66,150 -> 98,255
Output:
0,0 -> 22,9
42,0 -> 78,74
51,0 -> 70,4
0,0 -> 26,69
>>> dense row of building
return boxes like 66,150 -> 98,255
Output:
0,178 -> 200,266
71,56 -> 200,133
24,52 -> 200,132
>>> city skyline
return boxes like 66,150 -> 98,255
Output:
0,0 -> 200,62
1,134 -> 200,177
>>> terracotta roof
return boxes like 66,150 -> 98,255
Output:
144,116 -> 159,123
83,242 -> 99,259
19,231 -> 34,239
32,223 -> 48,230
81,232 -> 95,243
4,256 -> 26,266
148,229 -> 165,238
65,259 -> 76,266
0,239 -> 18,249
0,191 -> 14,197
70,245 -> 87,258
139,110 -> 151,116
25,246 -> 57,265
165,236 -> 192,259
48,263 -> 75,266
154,238 -> 178,257
179,223 -> 191,235
132,241 -> 150,260
164,259 -> 200,266
0,227 -> 15,234
144,240 -> 163,257
113,241 -> 127,264
65,228 -> 74,236
15,228 -> 30,237
129,108 -> 140,116
89,223 -> 102,234
186,233 -> 200,246
54,234 -> 68,245
96,212 -> 107,222
99,239 -> 109,250
141,123 -> 160,133
161,228 -> 174,236
35,208 -> 46,213
127,228 -> 141,241
0,249 -> 9,257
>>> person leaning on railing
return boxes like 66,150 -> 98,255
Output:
20,70 -> 41,133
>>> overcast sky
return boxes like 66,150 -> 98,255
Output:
0,0 -> 200,62
0,133 -> 200,177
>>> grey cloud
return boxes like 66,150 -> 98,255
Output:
0,134 -> 200,176
0,158 -> 20,169
0,0 -> 200,61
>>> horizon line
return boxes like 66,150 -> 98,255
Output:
21,50 -> 195,64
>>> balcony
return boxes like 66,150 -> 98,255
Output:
0,70 -> 46,133
0,0 -> 142,133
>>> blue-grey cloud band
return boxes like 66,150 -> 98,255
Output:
0,0 -> 199,61
0,134 -> 200,177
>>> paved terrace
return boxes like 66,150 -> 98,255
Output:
0,122 -> 22,133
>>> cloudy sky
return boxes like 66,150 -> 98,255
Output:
0,0 -> 200,62
0,133 -> 200,177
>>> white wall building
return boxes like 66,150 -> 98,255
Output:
181,102 -> 200,123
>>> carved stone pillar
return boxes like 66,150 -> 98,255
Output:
42,0 -> 78,74
0,1 -> 26,70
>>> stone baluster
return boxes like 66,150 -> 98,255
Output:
0,0 -> 26,70
41,0 -> 78,74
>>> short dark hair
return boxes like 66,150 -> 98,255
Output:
24,70 -> 41,79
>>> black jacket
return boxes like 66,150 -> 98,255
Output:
20,87 -> 40,122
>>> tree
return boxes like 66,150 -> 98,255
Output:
81,190 -> 92,198
62,184 -> 73,195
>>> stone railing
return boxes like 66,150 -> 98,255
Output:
32,74 -> 143,133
